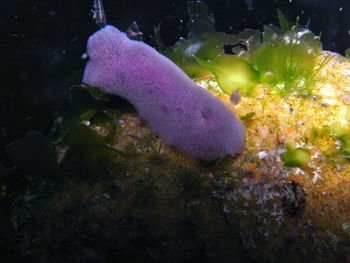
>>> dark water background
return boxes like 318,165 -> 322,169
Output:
1,0 -> 349,151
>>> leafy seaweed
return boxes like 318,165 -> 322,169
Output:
240,112 -> 255,121
281,147 -> 311,168
155,0 -> 260,95
277,9 -> 290,34
194,54 -> 259,95
249,12 -> 332,96
346,48 -> 350,58
157,3 -> 332,98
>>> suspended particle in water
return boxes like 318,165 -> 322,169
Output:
81,52 -> 88,60
126,21 -> 143,41
92,0 -> 107,28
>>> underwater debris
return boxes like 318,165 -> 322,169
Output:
186,0 -> 216,38
92,0 -> 106,28
126,21 -> 143,41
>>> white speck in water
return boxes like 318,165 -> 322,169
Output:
82,120 -> 90,126
55,116 -> 63,123
93,0 -> 106,27
339,7 -> 343,11
91,9 -> 96,19
222,205 -> 230,214
294,168 -> 305,175
103,193 -> 111,199
258,151 -> 269,159
81,52 -> 88,60
312,171 -> 322,184
62,50 -> 66,54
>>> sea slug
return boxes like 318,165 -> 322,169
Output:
82,25 -> 244,160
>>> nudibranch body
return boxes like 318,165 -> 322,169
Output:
82,25 -> 244,160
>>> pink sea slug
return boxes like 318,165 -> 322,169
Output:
82,25 -> 244,160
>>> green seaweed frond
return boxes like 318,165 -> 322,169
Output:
277,9 -> 290,33
249,15 -> 332,96
156,4 -> 332,98
153,23 -> 168,54
154,0 -> 261,95
345,48 -> 350,58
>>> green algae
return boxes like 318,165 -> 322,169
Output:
345,48 -> 350,58
281,147 -> 311,167
194,54 -> 259,96
249,25 -> 331,96
280,138 -> 311,167
157,1 -> 331,98
155,1 -> 260,95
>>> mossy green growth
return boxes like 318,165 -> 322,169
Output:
281,138 -> 311,167
155,0 -> 260,95
310,126 -> 332,141
49,84 -> 127,176
156,3 -> 333,98
164,35 -> 222,79
281,147 -> 311,167
310,122 -> 350,162
333,127 -> 350,159
194,54 -> 259,96
345,48 -> 350,58
249,12 -> 331,96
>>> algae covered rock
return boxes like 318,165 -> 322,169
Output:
2,85 -> 251,262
